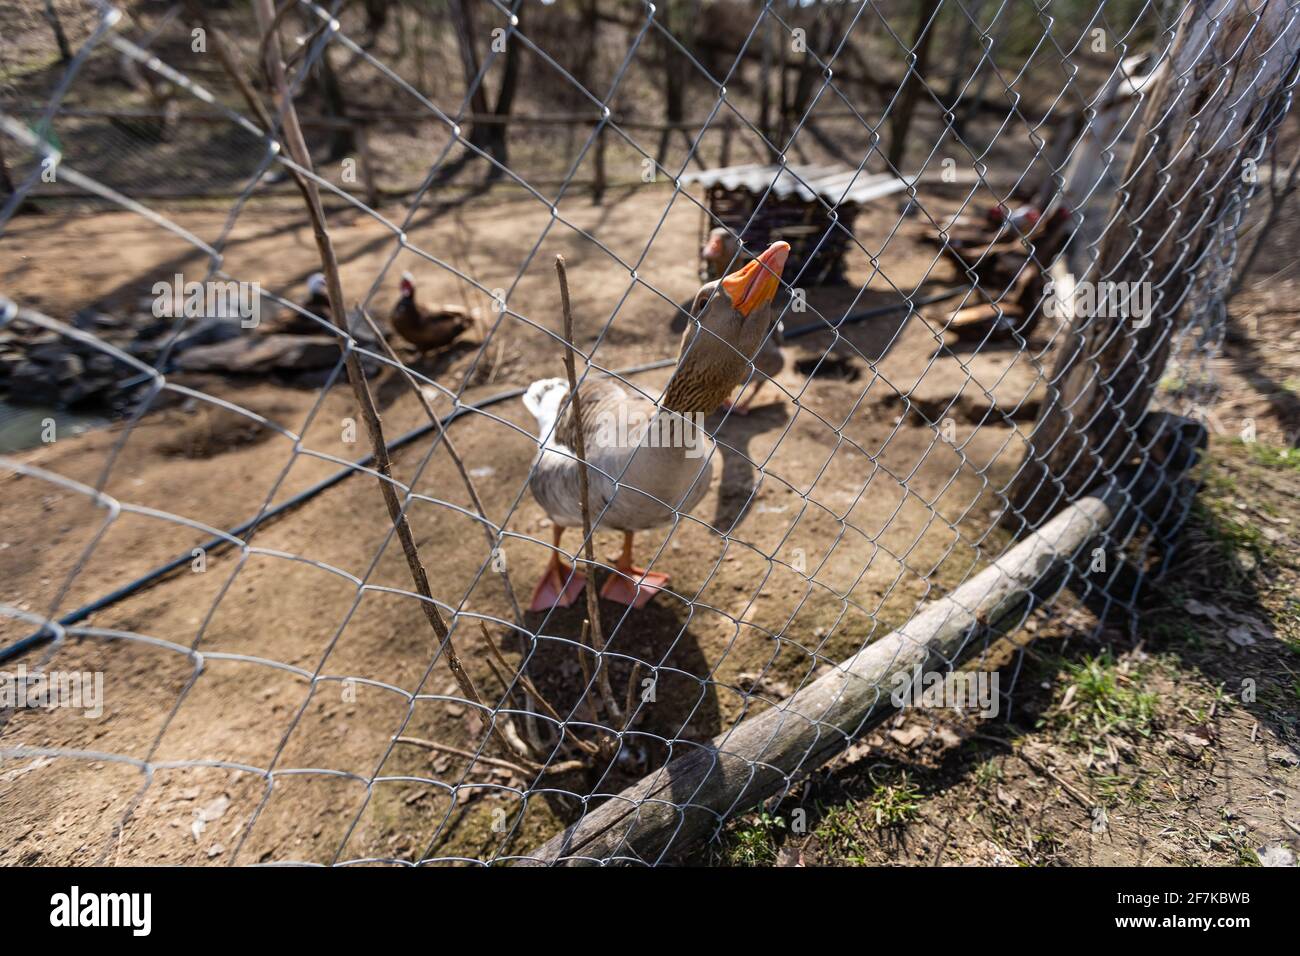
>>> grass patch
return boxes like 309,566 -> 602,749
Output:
1243,441 -> 1300,472
866,772 -> 924,827
1045,651 -> 1158,744
719,810 -> 785,866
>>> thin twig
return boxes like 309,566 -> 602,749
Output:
554,255 -> 622,725
974,733 -> 1094,810
479,623 -> 575,738
478,621 -> 600,756
356,307 -> 524,624
575,619 -> 602,728
478,624 -> 598,759
622,662 -> 644,725
395,736 -> 585,777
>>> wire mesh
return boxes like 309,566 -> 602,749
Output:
0,0 -> 1296,865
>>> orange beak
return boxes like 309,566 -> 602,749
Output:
721,241 -> 790,316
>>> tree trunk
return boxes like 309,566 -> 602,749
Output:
943,0 -> 986,106
1007,0 -> 1300,529
450,0 -> 492,146
314,44 -> 355,162
655,0 -> 694,167
484,1 -> 525,175
886,0 -> 942,170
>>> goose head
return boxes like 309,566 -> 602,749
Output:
665,240 -> 789,414
700,226 -> 740,280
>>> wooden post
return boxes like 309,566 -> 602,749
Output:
355,121 -> 379,208
886,0 -> 942,170
1007,0 -> 1300,529
591,121 -> 607,204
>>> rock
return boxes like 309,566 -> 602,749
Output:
889,724 -> 928,749
1226,625 -> 1257,647
72,309 -> 126,332
198,794 -> 230,822
1257,845 -> 1296,867
26,340 -> 78,364
49,353 -> 84,383
775,846 -> 805,867
168,318 -> 244,355
175,334 -> 341,374
7,361 -> 62,405
1183,599 -> 1223,619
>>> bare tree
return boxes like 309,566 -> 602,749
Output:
654,0 -> 703,167
886,0 -> 942,170
448,0 -> 526,179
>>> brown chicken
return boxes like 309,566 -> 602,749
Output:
389,273 -> 475,353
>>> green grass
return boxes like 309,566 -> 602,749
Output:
720,810 -> 785,866
866,772 -> 924,827
973,758 -> 1003,790
812,805 -> 871,864
1244,442 -> 1300,472
1046,652 -> 1158,744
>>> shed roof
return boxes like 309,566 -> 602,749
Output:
681,163 -> 907,206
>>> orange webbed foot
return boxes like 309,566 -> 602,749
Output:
529,561 -> 586,611
599,567 -> 670,609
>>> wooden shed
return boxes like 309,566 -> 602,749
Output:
682,163 -> 907,285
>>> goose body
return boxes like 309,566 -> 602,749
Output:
523,241 -> 790,609
525,376 -> 715,533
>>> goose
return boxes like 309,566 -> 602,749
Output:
390,273 -> 475,353
700,226 -> 739,280
524,241 -> 790,609
699,228 -> 786,415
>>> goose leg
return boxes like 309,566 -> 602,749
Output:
529,525 -> 586,612
599,530 -> 670,609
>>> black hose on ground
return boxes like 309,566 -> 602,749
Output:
1,285 -> 969,662
0,359 -> 675,662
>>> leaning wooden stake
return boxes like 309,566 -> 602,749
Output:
555,256 -> 623,728
524,478 -> 1130,864
249,0 -> 527,763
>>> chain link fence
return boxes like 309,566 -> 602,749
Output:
1,0 -> 1297,865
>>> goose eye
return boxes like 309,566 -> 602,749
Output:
692,286 -> 714,315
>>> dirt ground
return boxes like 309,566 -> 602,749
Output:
1,176 -> 1294,866
718,271 -> 1300,867
0,179 -> 1056,864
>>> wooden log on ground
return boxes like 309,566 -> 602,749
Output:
522,478 -> 1130,865
947,301 -> 1025,330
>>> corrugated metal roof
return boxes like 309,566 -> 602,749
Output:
681,163 -> 907,206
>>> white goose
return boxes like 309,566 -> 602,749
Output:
524,241 -> 790,609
